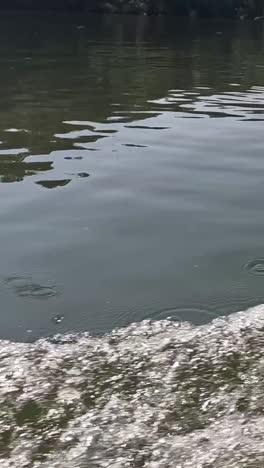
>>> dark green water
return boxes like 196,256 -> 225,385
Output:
1,12 -> 264,341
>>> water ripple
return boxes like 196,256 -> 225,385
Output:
149,86 -> 264,119
244,258 -> 264,276
4,276 -> 58,298
1,85 -> 264,187
148,306 -> 218,324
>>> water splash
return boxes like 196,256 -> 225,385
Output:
52,315 -> 65,324
0,305 -> 264,467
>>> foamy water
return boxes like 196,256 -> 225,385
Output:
1,305 -> 264,467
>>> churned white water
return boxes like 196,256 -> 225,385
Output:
1,305 -> 264,467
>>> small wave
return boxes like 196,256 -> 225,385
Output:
0,305 -> 264,467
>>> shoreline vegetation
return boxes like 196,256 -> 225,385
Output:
0,1 -> 263,19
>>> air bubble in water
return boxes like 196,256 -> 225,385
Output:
52,315 -> 64,324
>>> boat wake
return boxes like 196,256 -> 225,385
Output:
1,305 -> 264,467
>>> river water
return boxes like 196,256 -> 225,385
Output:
1,12 -> 264,467
0,13 -> 264,342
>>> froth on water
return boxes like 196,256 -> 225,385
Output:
0,305 -> 264,467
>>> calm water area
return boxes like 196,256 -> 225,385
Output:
1,12 -> 264,341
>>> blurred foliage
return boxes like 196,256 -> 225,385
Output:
0,0 -> 263,17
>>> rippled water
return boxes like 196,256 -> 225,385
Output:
1,13 -> 264,340
1,14 -> 264,465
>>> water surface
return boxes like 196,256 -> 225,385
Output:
1,13 -> 264,340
